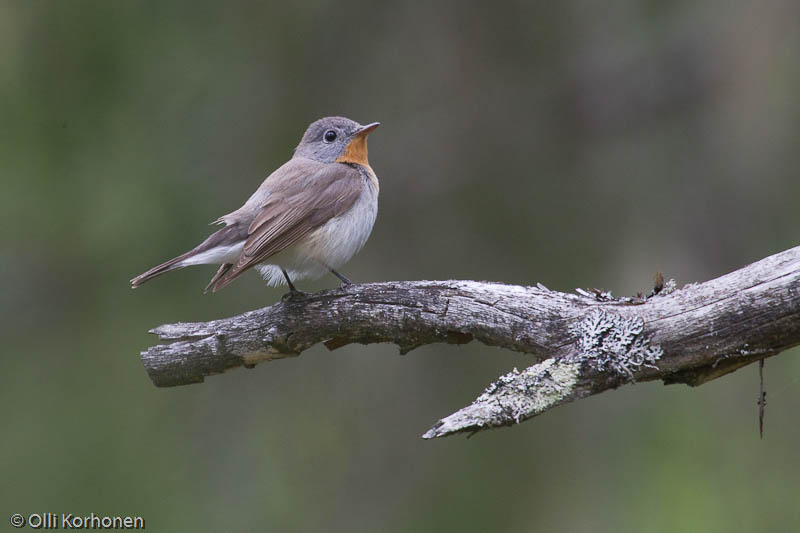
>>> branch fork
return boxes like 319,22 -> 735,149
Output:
141,246 -> 800,438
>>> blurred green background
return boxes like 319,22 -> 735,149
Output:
2,1 -> 800,531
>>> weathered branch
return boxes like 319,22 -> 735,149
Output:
141,245 -> 800,438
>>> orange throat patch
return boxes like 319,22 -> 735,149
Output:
336,135 -> 370,167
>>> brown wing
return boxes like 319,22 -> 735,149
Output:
209,159 -> 362,291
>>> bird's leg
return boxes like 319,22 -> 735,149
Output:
281,269 -> 298,292
329,268 -> 353,287
280,268 -> 306,300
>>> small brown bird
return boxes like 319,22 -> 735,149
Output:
131,116 -> 380,293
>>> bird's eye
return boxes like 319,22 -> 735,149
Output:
323,130 -> 337,143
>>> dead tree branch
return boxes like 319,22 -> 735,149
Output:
140,246 -> 800,438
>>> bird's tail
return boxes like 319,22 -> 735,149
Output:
130,250 -> 195,288
130,224 -> 247,289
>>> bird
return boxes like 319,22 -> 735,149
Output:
130,116 -> 380,294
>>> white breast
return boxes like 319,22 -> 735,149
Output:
255,170 -> 379,286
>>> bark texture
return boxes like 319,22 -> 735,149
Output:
141,245 -> 800,438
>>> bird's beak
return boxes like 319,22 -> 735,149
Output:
355,122 -> 380,137
336,122 -> 379,166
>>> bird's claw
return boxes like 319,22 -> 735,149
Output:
281,289 -> 309,302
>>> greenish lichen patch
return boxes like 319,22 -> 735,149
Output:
570,309 -> 662,378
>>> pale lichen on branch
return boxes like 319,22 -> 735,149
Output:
570,309 -> 663,378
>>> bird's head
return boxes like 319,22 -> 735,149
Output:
294,116 -> 380,166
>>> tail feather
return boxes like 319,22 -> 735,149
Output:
130,223 -> 248,289
130,251 -> 194,288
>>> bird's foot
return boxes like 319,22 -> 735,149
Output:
279,268 -> 308,300
281,288 -> 309,302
